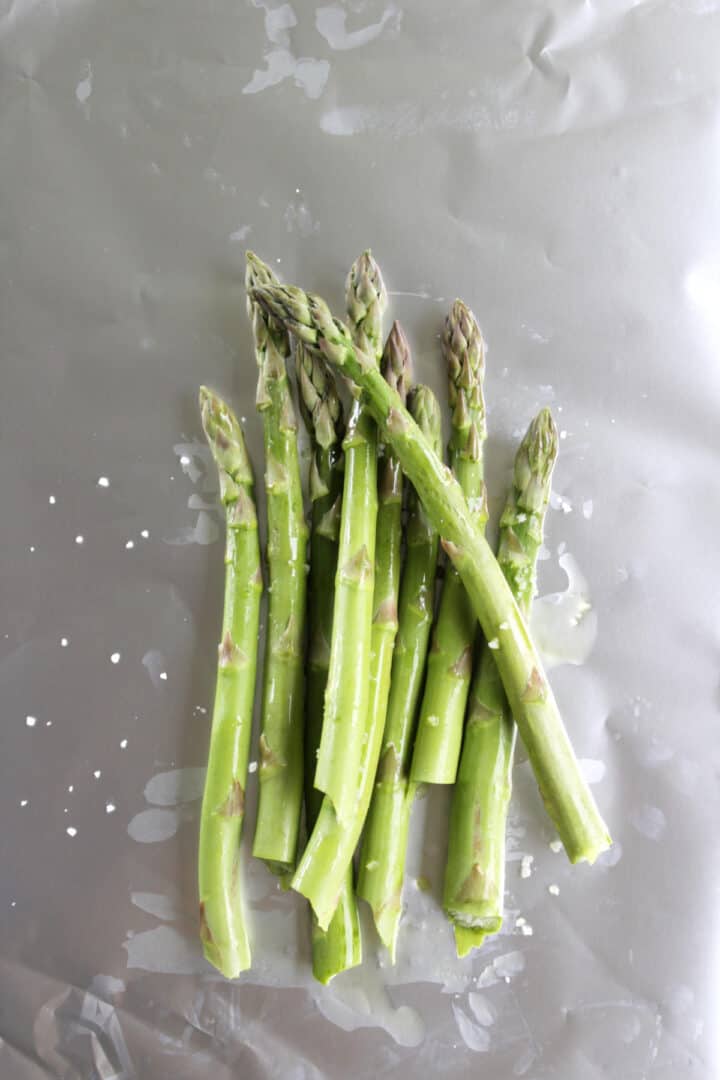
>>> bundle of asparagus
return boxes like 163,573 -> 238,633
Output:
196,250 -> 611,982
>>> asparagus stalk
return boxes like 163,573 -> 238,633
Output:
250,280 -> 611,865
445,408 -> 558,956
411,301 -> 487,785
246,253 -> 308,875
312,251 -> 387,828
297,342 -> 362,984
290,321 -> 411,929
357,384 -> 443,960
197,387 -> 262,977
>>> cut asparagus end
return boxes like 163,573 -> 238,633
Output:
453,925 -> 487,959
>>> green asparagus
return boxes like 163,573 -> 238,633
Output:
250,280 -> 611,865
313,251 -> 387,828
290,320 -> 411,929
358,384 -> 443,960
297,342 -> 362,983
445,408 -> 558,956
411,301 -> 487,785
246,253 -> 308,875
197,387 -> 262,977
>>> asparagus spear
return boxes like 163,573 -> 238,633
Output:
445,408 -> 558,956
297,342 -> 362,984
290,321 -> 411,929
250,281 -> 611,865
246,253 -> 308,876
411,301 -> 487,785
312,251 -> 387,828
358,384 -> 443,960
197,387 -> 262,977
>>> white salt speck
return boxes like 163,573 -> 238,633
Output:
521,924 -> 534,935
549,839 -> 563,853
63,807 -> 68,813
582,499 -> 594,520
159,672 -> 168,681
179,455 -> 191,466
75,535 -> 84,545
106,803 -> 116,814
499,622 -> 509,631
120,739 -> 128,749
20,799 -> 28,807
66,827 -> 77,837
68,785 -> 74,793
61,637 -> 69,647
248,761 -> 258,773
10,901 -> 16,907
26,716 -> 37,728
110,652 -> 121,664
241,416 -> 247,423
515,512 -> 527,523
548,884 -> 560,896
93,770 -> 102,778
520,854 -> 534,879
98,477 -> 110,488
46,720 -> 52,727
295,187 -> 300,193
125,540 -> 135,550
49,495 -> 56,505
141,529 -> 150,539
560,430 -> 568,440
29,546 -> 35,553
488,638 -> 499,650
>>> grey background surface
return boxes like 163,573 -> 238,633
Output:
1,1 -> 718,1077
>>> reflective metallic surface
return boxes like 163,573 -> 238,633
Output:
1,2 -> 718,1076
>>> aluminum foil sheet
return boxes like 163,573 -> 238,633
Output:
1,1 -> 718,1076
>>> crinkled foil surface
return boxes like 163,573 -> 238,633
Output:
1,1 -> 718,1076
